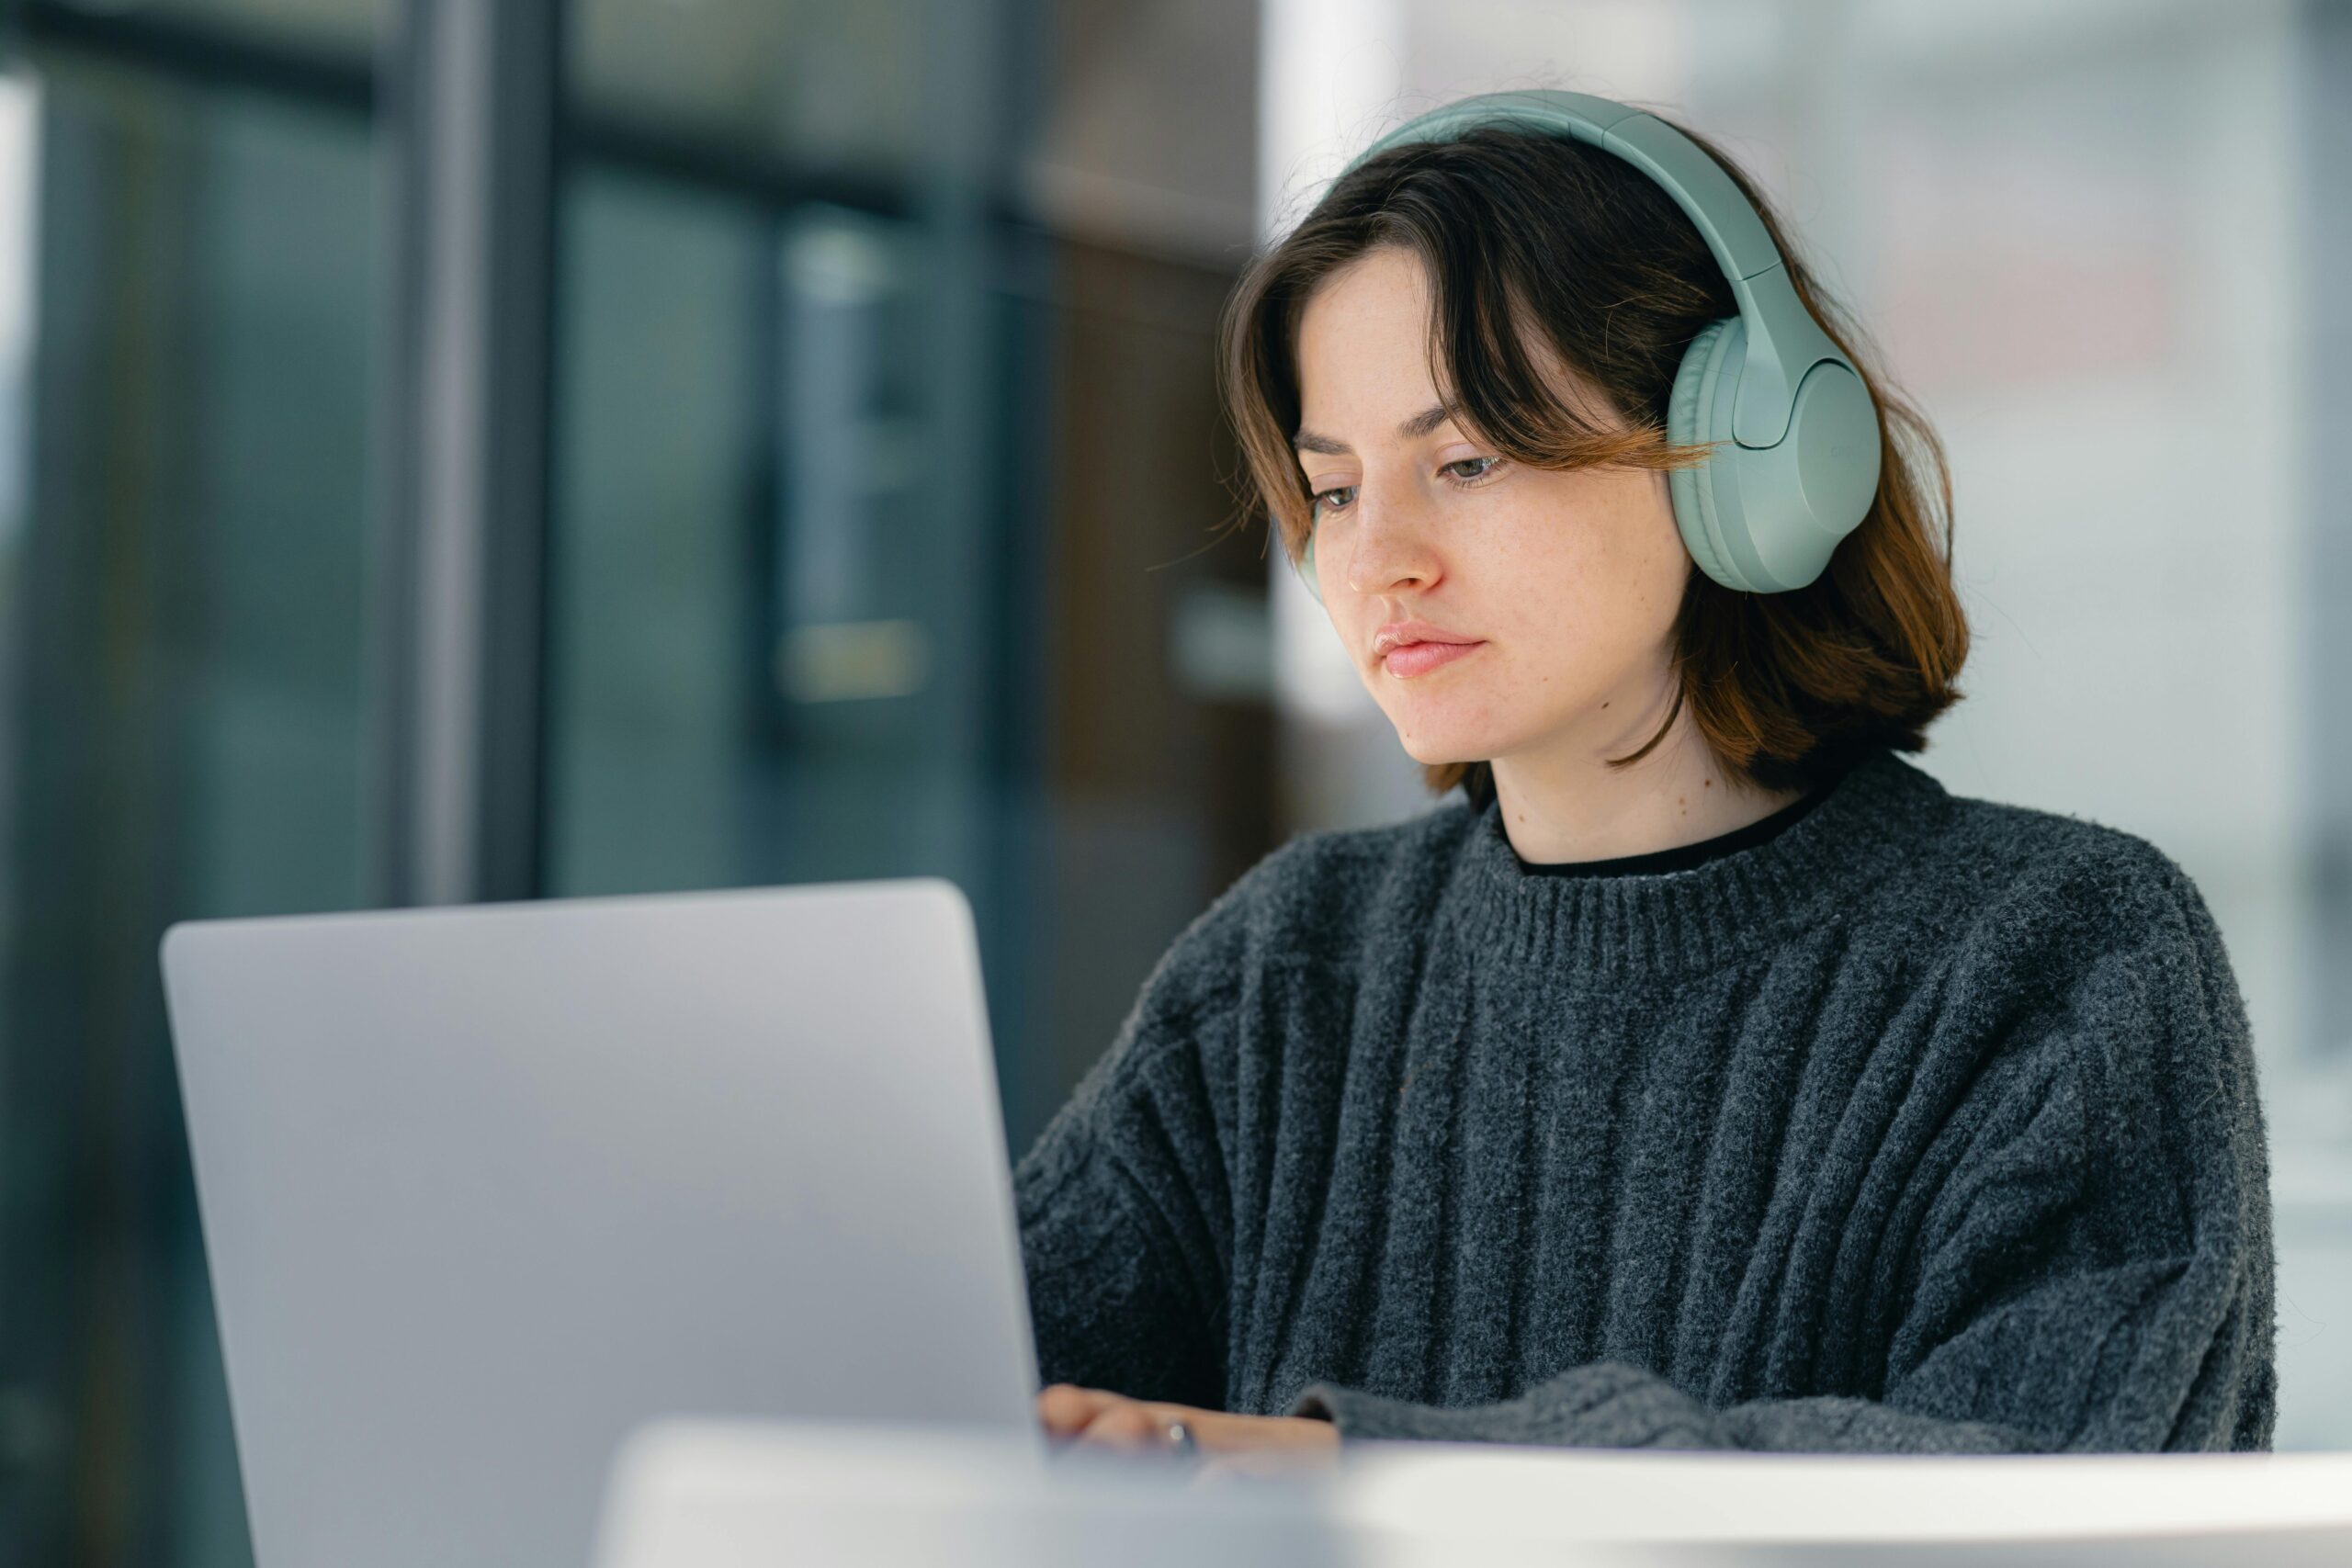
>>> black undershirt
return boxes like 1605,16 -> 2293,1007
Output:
1510,777 -> 1835,879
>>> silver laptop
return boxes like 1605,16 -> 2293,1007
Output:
159,877 -> 1042,1568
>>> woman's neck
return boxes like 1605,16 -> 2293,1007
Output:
1487,722 -> 1804,868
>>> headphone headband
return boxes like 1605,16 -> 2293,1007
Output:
1340,90 -> 1847,449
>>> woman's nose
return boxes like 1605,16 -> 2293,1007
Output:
1340,487 -> 1442,595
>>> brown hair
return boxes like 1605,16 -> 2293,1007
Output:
1216,107 -> 1969,805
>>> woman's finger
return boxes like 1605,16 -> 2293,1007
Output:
1073,1399 -> 1181,1452
1035,1382 -> 1127,1440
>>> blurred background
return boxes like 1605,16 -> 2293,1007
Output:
0,0 -> 2346,1561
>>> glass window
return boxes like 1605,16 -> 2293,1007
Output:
547,2 -> 1278,1155
0,41 -> 382,1568
547,168 -> 765,898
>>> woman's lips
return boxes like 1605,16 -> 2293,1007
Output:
1382,639 -> 1484,679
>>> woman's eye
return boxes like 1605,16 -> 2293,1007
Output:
1310,459 -> 1494,514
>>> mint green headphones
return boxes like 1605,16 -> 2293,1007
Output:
1295,88 -> 1881,602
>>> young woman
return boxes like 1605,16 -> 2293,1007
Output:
1017,91 -> 2276,1472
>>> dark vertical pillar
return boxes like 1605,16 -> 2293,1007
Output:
372,0 -> 560,907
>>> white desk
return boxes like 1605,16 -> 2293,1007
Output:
593,1418 -> 2352,1567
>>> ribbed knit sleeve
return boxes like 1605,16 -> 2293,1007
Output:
1288,847 -> 2275,1453
1012,876 -> 1255,1412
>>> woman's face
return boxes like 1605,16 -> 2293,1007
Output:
1292,244 -> 1691,772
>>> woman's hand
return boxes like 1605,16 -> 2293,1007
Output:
1035,1383 -> 1340,1480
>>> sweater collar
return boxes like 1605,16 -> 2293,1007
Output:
1448,746 -> 1954,981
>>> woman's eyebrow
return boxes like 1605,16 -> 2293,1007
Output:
1294,401 -> 1460,456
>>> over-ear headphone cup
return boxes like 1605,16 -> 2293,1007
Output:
1667,316 -> 1745,591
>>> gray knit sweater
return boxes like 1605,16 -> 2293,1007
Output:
1012,746 -> 2277,1450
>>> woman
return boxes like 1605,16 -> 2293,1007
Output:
1017,91 -> 2276,1471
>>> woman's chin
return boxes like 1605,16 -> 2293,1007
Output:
1391,728 -> 1490,768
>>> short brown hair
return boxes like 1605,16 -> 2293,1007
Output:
1216,107 -> 1970,804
